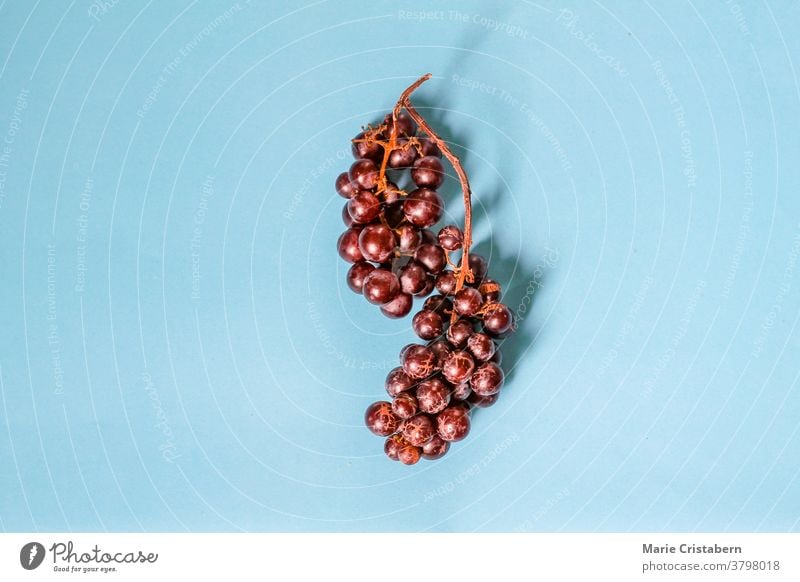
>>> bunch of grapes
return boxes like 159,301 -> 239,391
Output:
335,75 -> 515,465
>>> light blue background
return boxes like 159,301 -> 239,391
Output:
0,0 -> 798,532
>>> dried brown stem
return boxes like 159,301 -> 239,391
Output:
392,74 -> 474,324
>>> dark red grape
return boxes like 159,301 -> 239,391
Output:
468,254 -> 488,283
483,303 -> 513,335
436,406 -> 470,442
349,159 -> 379,190
412,155 -> 445,189
358,224 -> 397,263
478,279 -> 501,302
435,271 -> 457,295
424,295 -> 453,315
365,401 -> 399,436
388,138 -> 418,168
421,435 -> 449,460
385,367 -> 414,397
442,350 -> 475,384
403,188 -> 443,228
384,112 -> 416,137
352,131 -> 383,162
470,362 -> 504,396
418,136 -> 441,158
451,380 -> 471,401
380,292 -> 412,318
438,225 -> 463,251
412,310 -> 444,340
446,319 -> 474,348
414,243 -> 446,274
341,204 -> 355,227
401,345 -> 436,379
383,181 -> 403,204
399,261 -> 427,294
467,332 -> 495,362
397,442 -> 421,465
428,339 -> 452,368
454,287 -> 483,317
416,377 -> 450,414
337,228 -> 364,263
336,172 -> 358,199
346,261 -> 375,294
363,269 -> 400,305
397,225 -> 421,253
347,191 -> 380,224
402,414 -> 435,446
414,275 -> 435,297
392,392 -> 418,419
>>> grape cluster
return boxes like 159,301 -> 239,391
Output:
336,102 -> 514,465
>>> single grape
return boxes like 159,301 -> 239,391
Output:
399,261 -> 428,294
466,332 -> 495,362
411,155 -> 445,189
427,339 -> 452,368
397,225 -> 422,253
436,406 -> 471,442
352,131 -> 383,162
403,188 -> 443,228
358,224 -> 397,263
402,414 -> 435,446
454,287 -> 483,317
363,269 -> 400,305
446,319 -> 474,348
435,271 -> 457,295
337,228 -> 364,263
385,367 -> 415,397
384,112 -> 417,137
365,401 -> 400,436
392,392 -> 418,419
380,292 -> 412,318
424,295 -> 453,315
349,159 -> 379,190
414,243 -> 446,274
336,172 -> 358,199
438,225 -> 463,251
388,138 -> 418,168
401,344 -> 436,379
414,275 -> 435,297
442,350 -> 476,384
418,136 -> 441,158
397,442 -> 421,465
470,361 -> 504,396
416,377 -> 451,414
347,191 -> 380,224
478,279 -> 501,302
451,380 -> 471,401
421,435 -> 449,460
468,254 -> 488,283
483,303 -> 513,336
341,204 -> 355,227
346,261 -> 375,294
412,310 -> 444,340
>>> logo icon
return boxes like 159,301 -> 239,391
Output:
20,542 -> 45,570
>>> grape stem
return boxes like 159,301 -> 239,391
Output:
393,73 -> 474,324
